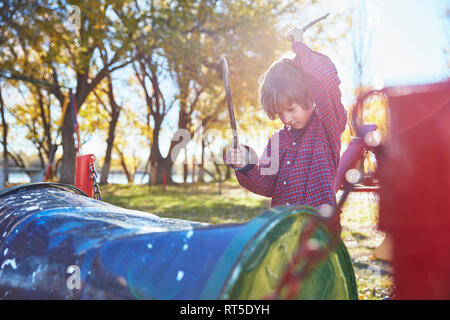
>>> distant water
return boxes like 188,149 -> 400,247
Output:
107,172 -> 150,185
8,172 -> 31,184
6,171 -> 212,185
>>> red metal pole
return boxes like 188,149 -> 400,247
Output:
162,170 -> 167,192
75,154 -> 96,198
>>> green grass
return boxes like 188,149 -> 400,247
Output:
101,181 -> 272,224
100,179 -> 393,300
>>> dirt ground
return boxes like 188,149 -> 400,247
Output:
339,191 -> 393,300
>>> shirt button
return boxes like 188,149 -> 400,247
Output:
283,181 -> 287,185
287,161 -> 290,165
293,142 -> 296,146
286,202 -> 290,206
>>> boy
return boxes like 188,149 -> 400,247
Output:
225,27 -> 347,232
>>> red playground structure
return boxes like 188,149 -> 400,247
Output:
354,81 -> 450,299
379,81 -> 450,299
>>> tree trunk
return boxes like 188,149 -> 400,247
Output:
148,118 -> 176,185
37,148 -> 45,169
100,111 -> 119,185
146,153 -> 152,186
150,157 -> 173,185
213,162 -> 223,195
119,152 -> 132,184
36,88 -> 52,157
192,154 -> 196,183
0,88 -> 8,182
225,164 -> 231,180
198,138 -> 205,183
183,146 -> 188,183
100,75 -> 122,185
150,162 -> 157,185
59,97 -> 76,184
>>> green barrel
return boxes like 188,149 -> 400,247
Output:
203,206 -> 358,300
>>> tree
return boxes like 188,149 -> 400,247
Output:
112,106 -> 144,184
91,75 -> 123,185
135,0 -> 308,185
0,0 -> 138,183
11,85 -> 55,169
1,0 -> 351,186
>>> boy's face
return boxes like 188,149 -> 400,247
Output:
278,103 -> 313,130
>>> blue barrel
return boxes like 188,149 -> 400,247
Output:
0,183 -> 357,299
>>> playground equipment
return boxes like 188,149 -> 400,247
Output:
0,183 -> 357,299
350,80 -> 450,299
376,81 -> 450,299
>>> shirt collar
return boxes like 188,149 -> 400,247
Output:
283,113 -> 315,142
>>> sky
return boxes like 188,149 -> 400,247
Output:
374,0 -> 449,86
321,0 -> 449,105
3,0 -> 450,171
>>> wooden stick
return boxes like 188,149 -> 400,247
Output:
301,13 -> 329,32
220,56 -> 239,149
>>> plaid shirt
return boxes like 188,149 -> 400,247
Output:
233,42 -> 347,210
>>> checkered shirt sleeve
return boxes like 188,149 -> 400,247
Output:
292,41 -> 347,160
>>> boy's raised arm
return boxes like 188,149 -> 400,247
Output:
291,40 -> 347,152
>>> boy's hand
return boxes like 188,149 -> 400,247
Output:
287,27 -> 303,43
225,145 -> 249,168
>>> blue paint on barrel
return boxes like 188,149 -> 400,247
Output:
0,184 -> 358,300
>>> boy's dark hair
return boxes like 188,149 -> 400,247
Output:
259,58 -> 314,120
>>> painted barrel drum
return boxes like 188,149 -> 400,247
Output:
0,184 -> 357,299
